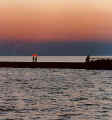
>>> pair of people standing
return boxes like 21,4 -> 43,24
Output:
32,54 -> 38,62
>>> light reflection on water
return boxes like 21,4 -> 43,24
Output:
0,68 -> 112,119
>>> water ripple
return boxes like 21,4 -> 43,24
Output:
0,68 -> 112,119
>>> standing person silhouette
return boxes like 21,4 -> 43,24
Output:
35,56 -> 37,62
85,55 -> 90,63
32,56 -> 35,62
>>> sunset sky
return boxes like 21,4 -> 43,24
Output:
0,0 -> 112,55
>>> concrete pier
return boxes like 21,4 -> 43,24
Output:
0,61 -> 111,70
0,62 -> 84,69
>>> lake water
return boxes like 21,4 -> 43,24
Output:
0,56 -> 111,62
0,68 -> 112,120
0,56 -> 112,120
0,56 -> 86,62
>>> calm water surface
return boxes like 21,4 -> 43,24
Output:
0,68 -> 112,120
0,56 -> 86,62
0,56 -> 111,62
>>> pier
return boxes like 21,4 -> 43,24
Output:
0,61 -> 111,70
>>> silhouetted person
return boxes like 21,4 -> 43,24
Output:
33,56 -> 35,62
86,55 -> 90,63
35,56 -> 37,62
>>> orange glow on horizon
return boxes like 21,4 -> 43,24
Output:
0,0 -> 112,42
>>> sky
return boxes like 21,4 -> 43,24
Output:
0,0 -> 112,55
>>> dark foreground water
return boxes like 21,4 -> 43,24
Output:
0,68 -> 112,120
